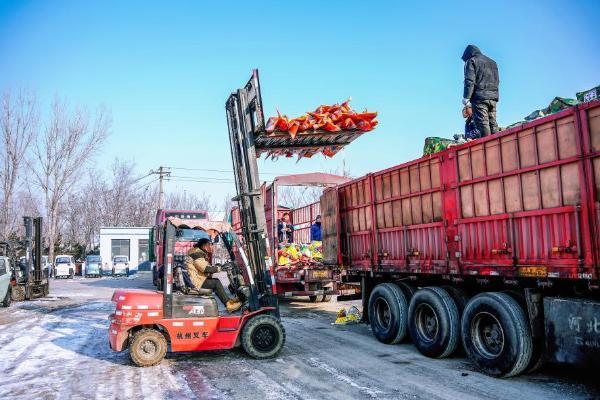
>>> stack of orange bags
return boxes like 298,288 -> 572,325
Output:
265,99 -> 378,139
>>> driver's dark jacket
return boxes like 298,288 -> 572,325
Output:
185,247 -> 219,289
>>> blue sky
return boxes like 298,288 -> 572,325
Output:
1,1 -> 599,209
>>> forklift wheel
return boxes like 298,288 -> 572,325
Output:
241,314 -> 285,359
309,295 -> 322,303
129,328 -> 167,367
321,294 -> 333,302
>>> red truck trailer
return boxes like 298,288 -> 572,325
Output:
323,100 -> 600,377
231,173 -> 356,301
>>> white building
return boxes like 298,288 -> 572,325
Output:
99,227 -> 152,272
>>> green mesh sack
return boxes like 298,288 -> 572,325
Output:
576,86 -> 599,103
423,137 -> 456,156
544,97 -> 578,115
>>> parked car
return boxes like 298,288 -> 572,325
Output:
84,255 -> 102,277
112,255 -> 129,276
0,256 -> 12,307
54,255 -> 75,279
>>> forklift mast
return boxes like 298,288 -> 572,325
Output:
33,217 -> 43,283
23,216 -> 33,282
225,69 -> 277,311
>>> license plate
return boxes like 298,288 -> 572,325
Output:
518,266 -> 547,278
313,270 -> 329,279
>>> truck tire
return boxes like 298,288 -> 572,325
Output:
396,282 -> 417,302
2,287 -> 11,307
442,285 -> 469,316
129,328 -> 168,367
408,287 -> 460,358
501,290 -> 545,373
241,314 -> 286,359
368,283 -> 408,344
309,295 -> 322,303
321,294 -> 332,302
462,292 -> 532,377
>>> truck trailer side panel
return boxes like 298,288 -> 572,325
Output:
336,101 -> 600,281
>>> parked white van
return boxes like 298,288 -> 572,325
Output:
112,255 -> 129,276
54,255 -> 75,279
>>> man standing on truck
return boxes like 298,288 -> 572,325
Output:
310,215 -> 322,242
462,44 -> 500,137
186,238 -> 241,312
278,212 -> 294,244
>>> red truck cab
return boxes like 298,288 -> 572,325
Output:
151,209 -> 209,288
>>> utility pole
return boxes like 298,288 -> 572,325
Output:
150,166 -> 171,209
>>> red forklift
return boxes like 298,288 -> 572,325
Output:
108,70 -> 286,366
108,218 -> 285,366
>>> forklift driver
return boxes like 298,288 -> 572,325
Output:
185,238 -> 242,312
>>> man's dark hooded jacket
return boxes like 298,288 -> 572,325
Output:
462,45 -> 499,102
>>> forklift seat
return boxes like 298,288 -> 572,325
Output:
174,265 -> 214,296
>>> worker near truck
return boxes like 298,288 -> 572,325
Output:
277,212 -> 294,244
310,215 -> 322,242
461,44 -> 500,137
185,238 -> 241,312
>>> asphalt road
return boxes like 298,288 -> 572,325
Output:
0,273 -> 598,400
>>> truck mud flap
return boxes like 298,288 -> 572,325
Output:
544,297 -> 600,367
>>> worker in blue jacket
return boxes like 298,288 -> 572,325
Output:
310,215 -> 322,242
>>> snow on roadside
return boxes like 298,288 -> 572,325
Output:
0,299 -> 193,400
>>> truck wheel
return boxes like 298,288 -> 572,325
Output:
2,287 -> 11,307
408,287 -> 460,358
396,282 -> 417,302
462,292 -> 532,377
129,328 -> 168,367
442,285 -> 469,316
368,283 -> 408,344
242,314 -> 286,359
309,295 -> 322,303
525,338 -> 546,373
321,294 -> 332,302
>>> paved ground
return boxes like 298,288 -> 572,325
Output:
0,273 -> 598,400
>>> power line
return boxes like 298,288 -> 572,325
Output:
169,175 -> 235,182
131,177 -> 160,191
149,166 -> 172,208
167,166 -> 280,175
167,178 -> 235,184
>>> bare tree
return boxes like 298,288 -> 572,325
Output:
0,90 -> 38,237
102,158 -> 139,227
31,98 -> 111,262
165,190 -> 212,211
278,186 -> 324,209
222,194 -> 234,222
129,183 -> 159,226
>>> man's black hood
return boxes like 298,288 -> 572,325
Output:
462,45 -> 481,61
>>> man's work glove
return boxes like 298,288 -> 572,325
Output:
204,265 -> 221,274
